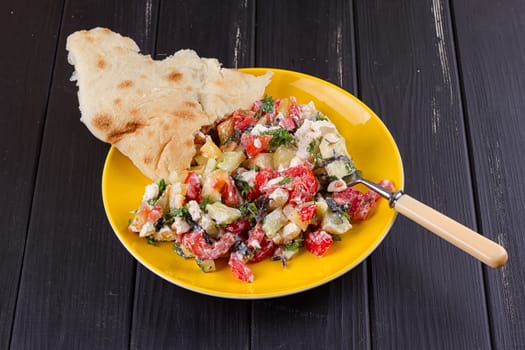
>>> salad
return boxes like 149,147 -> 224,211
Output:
128,95 -> 394,282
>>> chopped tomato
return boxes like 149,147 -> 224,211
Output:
181,231 -> 236,260
229,252 -> 254,282
232,110 -> 257,131
248,236 -> 275,263
240,133 -> 273,157
279,117 -> 297,131
298,203 -> 317,222
305,230 -> 333,257
288,96 -> 302,120
333,179 -> 395,221
254,167 -> 279,194
225,218 -> 251,235
221,176 -> 241,207
283,163 -> 318,206
128,204 -> 163,232
185,172 -> 202,203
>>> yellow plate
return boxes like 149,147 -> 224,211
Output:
102,68 -> 404,299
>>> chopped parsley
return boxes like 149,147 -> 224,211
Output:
284,239 -> 303,251
308,140 -> 318,153
200,196 -> 211,210
260,94 -> 275,113
262,128 -> 295,151
278,176 -> 292,185
158,179 -> 167,195
233,175 -> 251,196
239,201 -> 258,226
314,111 -> 328,121
145,236 -> 157,246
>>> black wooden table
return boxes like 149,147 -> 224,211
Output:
2,0 -> 524,349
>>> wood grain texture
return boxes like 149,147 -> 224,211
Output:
354,0 -> 491,348
0,0 -> 64,347
129,1 -> 253,349
253,2 -> 369,349
451,0 -> 525,348
9,1 -> 159,348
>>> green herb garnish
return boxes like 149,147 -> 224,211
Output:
239,201 -> 258,226
262,127 -> 295,151
145,236 -> 157,246
200,196 -> 211,211
278,176 -> 292,185
284,239 -> 303,251
233,175 -> 251,196
314,111 -> 328,121
260,94 -> 274,113
308,140 -> 318,153
158,179 -> 167,195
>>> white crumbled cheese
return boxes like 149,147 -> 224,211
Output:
294,119 -> 337,160
153,226 -> 177,241
281,222 -> 301,241
253,138 -> 262,148
171,217 -> 191,234
249,239 -> 261,250
289,156 -> 304,167
199,214 -> 219,236
187,200 -> 201,221
139,222 -> 155,237
300,101 -> 317,120
251,124 -> 271,135
239,170 -> 256,186
266,176 -> 284,187
269,188 -> 289,208
142,183 -> 159,202
327,179 -> 348,192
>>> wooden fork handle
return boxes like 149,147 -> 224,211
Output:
393,194 -> 508,268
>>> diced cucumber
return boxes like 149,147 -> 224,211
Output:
242,153 -> 274,169
315,197 -> 329,221
173,242 -> 194,259
321,210 -> 352,234
196,258 -> 216,273
206,202 -> 242,225
218,151 -> 246,173
319,133 -> 349,159
262,208 -> 288,238
203,158 -> 217,175
273,145 -> 297,169
325,159 -> 354,179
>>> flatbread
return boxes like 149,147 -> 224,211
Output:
66,27 -> 271,182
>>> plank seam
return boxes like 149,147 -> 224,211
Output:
445,0 -> 494,349
128,1 -> 163,349
350,0 -> 373,349
7,0 -> 68,348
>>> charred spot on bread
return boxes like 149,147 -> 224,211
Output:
97,59 -> 107,69
113,98 -> 122,106
184,101 -> 197,108
171,110 -> 197,121
117,80 -> 134,88
107,121 -> 144,143
92,114 -> 113,131
167,71 -> 183,82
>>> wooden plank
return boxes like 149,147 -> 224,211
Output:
129,1 -> 253,349
253,2 -> 370,349
9,1 -> 159,348
0,0 -> 64,347
451,0 -> 525,348
354,0 -> 492,348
